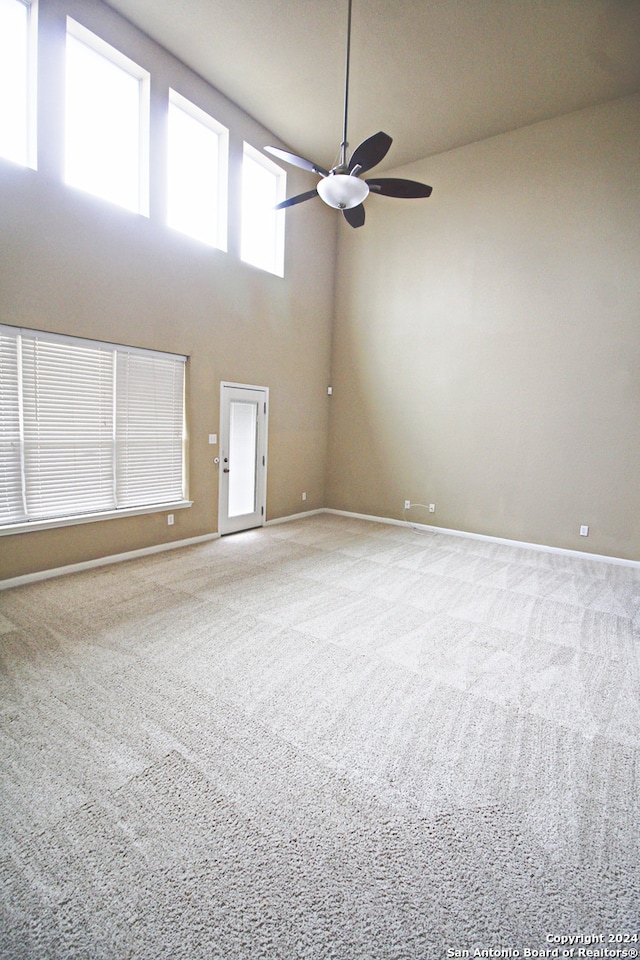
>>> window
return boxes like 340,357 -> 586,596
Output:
0,0 -> 36,168
0,326 -> 188,532
64,19 -> 149,214
241,143 -> 285,276
167,90 -> 228,249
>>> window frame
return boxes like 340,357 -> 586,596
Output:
167,88 -> 229,251
64,17 -> 150,216
241,141 -> 286,277
0,0 -> 38,169
0,325 -> 191,537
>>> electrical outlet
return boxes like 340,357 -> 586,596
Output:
302,492 -> 307,501
429,503 -> 435,513
167,514 -> 174,526
580,525 -> 589,536
404,500 -> 411,510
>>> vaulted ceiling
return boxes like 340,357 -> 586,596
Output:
106,0 -> 640,170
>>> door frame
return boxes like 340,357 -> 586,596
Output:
218,381 -> 269,535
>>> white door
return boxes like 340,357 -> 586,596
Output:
218,382 -> 268,535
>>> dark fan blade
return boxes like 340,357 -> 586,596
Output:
264,146 -> 329,178
343,204 -> 365,228
275,188 -> 319,210
366,178 -> 433,198
348,132 -> 392,174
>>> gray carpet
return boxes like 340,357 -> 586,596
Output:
1,514 -> 639,959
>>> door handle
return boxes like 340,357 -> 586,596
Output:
223,468 -> 230,473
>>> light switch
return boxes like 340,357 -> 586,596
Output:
208,434 -> 217,445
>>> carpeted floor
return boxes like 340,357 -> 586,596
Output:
1,513 -> 639,959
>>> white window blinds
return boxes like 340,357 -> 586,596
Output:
21,335 -> 115,520
0,328 -> 24,523
115,350 -> 185,508
0,326 -> 186,527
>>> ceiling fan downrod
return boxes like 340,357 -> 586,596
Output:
339,0 -> 353,171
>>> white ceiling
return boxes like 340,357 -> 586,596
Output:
106,0 -> 640,171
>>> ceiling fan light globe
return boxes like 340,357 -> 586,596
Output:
317,174 -> 369,210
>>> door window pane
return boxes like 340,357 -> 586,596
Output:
228,400 -> 257,517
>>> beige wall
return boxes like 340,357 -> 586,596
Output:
0,0 -> 336,580
327,94 -> 640,561
2,0 -> 638,579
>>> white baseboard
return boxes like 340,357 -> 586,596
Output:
3,505 -> 638,590
0,532 -> 220,590
265,508 -> 325,526
323,508 -> 640,569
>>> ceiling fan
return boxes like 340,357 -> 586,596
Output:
264,0 -> 432,228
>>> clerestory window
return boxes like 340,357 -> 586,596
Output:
167,89 -> 228,249
0,0 -> 36,168
64,18 -> 149,214
241,142 -> 286,277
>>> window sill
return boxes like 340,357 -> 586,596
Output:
0,500 -> 193,537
